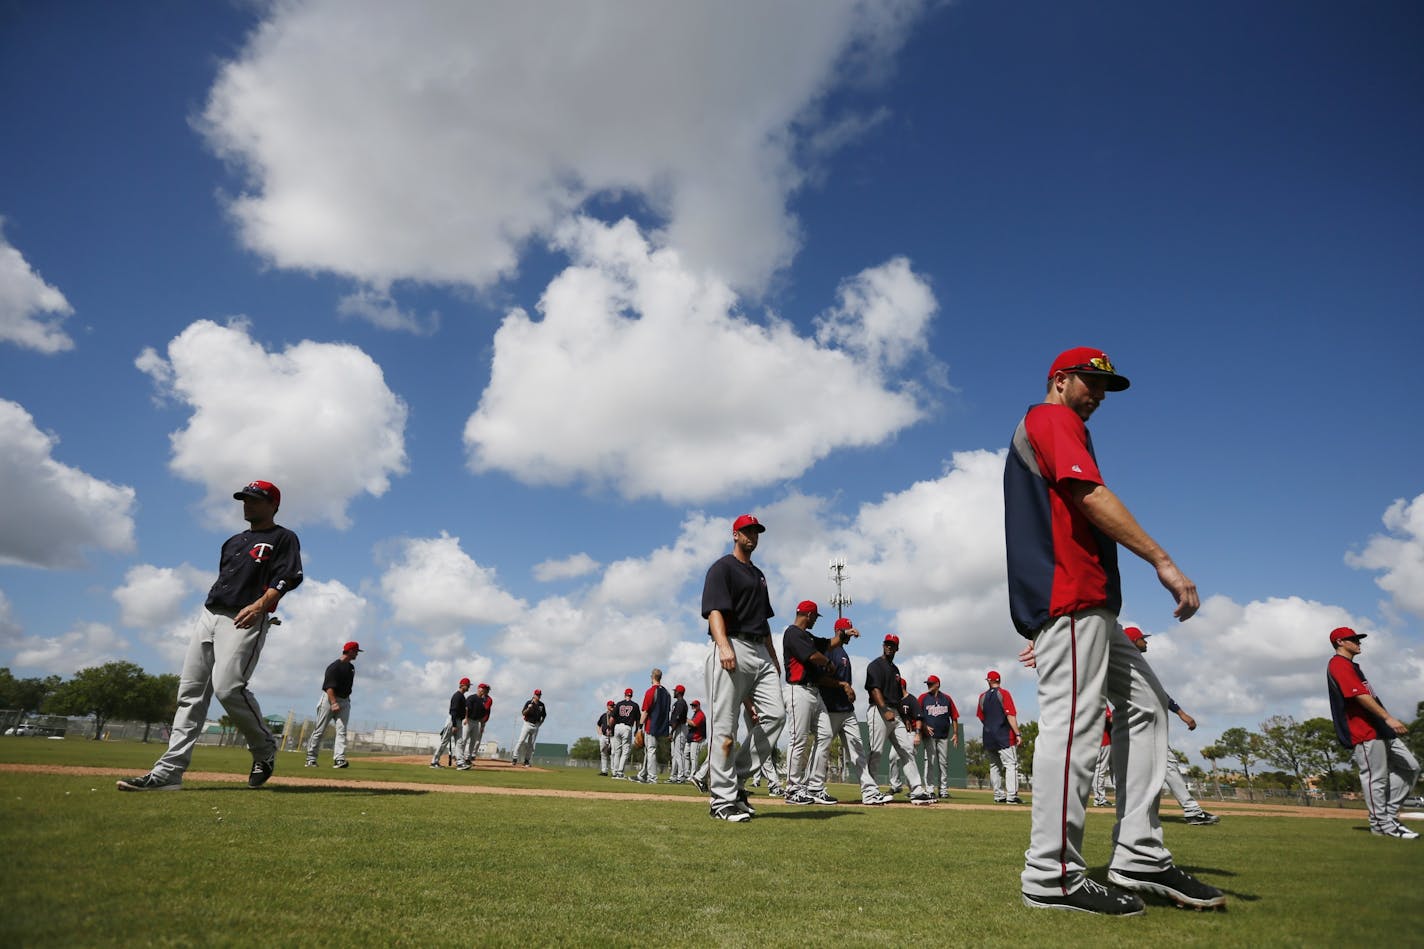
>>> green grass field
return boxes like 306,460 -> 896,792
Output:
2,741 -> 1419,947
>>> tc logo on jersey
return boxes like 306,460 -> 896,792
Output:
248,543 -> 274,563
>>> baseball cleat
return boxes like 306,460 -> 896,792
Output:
734,788 -> 757,816
248,756 -> 276,789
1372,825 -> 1419,839
1022,879 -> 1145,916
429,762 -> 441,769
784,790 -> 814,805
1183,811 -> 1219,825
862,791 -> 893,806
888,785 -> 904,795
691,777 -> 709,793
1107,866 -> 1226,910
808,790 -> 839,805
333,761 -> 349,769
767,783 -> 784,798
938,790 -> 953,800
1092,798 -> 1110,807
116,771 -> 182,792
909,789 -> 936,805
710,803 -> 751,822
1006,796 -> 1024,804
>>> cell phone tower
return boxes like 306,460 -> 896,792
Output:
828,556 -> 852,620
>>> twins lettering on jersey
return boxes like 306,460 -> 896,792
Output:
249,543 -> 274,563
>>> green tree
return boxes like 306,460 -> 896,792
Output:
1217,727 -> 1265,801
131,673 -> 180,742
1016,720 -> 1038,778
1406,700 -> 1424,764
0,668 -> 62,716
1199,744 -> 1223,797
45,661 -> 148,740
569,736 -> 601,761
1259,715 -> 1336,803
964,738 -> 989,789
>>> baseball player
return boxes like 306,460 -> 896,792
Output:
976,672 -> 1021,804
513,689 -> 546,767
119,480 -> 302,792
819,618 -> 889,805
431,677 -> 469,768
887,677 -> 929,797
687,699 -> 708,790
864,634 -> 934,805
304,641 -> 361,769
1092,710 -> 1113,807
611,688 -> 640,778
1123,627 -> 1218,824
668,685 -> 690,783
782,600 -> 840,805
919,675 -> 959,799
700,514 -> 786,822
636,669 -> 672,784
1326,625 -> 1420,839
1006,346 -> 1223,913
597,701 -> 616,776
462,683 -> 491,768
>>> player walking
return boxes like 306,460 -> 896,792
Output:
118,480 -> 301,792
1005,346 -> 1223,913
864,635 -> 934,805
781,600 -> 840,805
919,676 -> 959,799
304,641 -> 361,768
701,514 -> 785,822
1326,626 -> 1420,839
820,618 -> 888,805
513,689 -> 546,767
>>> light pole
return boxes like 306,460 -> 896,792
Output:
828,556 -> 852,619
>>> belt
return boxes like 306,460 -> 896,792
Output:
726,631 -> 767,643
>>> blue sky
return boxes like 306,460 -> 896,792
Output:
2,1 -> 1421,756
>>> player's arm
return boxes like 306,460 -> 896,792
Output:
1066,480 -> 1198,621
234,585 -> 283,629
868,687 -> 894,722
708,610 -> 736,671
1350,693 -> 1408,736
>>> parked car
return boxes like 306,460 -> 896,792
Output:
1403,794 -> 1424,809
4,723 -> 44,736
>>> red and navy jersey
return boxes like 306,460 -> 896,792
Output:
977,687 -> 1017,751
1004,403 -> 1121,637
470,694 -> 491,723
613,699 -> 641,727
320,659 -> 355,699
669,697 -> 688,729
701,554 -> 774,638
898,692 -> 923,729
688,709 -> 707,742
1326,656 -> 1391,747
782,625 -> 831,684
205,524 -> 303,611
597,712 -> 615,736
1101,708 -> 1113,746
522,699 -> 546,725
642,685 -> 671,736
918,691 -> 959,739
819,644 -> 856,713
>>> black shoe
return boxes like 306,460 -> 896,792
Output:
1022,879 -> 1145,916
909,789 -> 936,805
248,757 -> 275,789
692,777 -> 709,793
1107,866 -> 1226,910
735,788 -> 757,816
333,761 -> 349,769
1183,811 -> 1219,825
116,771 -> 182,792
710,802 -> 751,822
1006,796 -> 1024,804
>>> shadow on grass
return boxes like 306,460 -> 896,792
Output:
202,785 -> 430,797
756,809 -> 862,821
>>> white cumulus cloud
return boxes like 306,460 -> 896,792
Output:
532,553 -> 600,583
464,218 -> 933,501
136,319 -> 408,529
10,621 -> 129,674
1347,492 -> 1424,619
0,399 -> 136,568
112,563 -> 210,630
199,0 -> 926,295
380,533 -> 527,633
0,225 -> 74,353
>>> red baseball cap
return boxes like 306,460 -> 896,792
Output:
624,688 -> 634,695
926,675 -> 940,685
342,641 -> 362,654
691,699 -> 701,706
534,689 -> 542,695
1329,626 -> 1366,645
796,600 -> 820,616
459,677 -> 471,686
834,618 -> 853,631
1124,626 -> 1148,643
884,634 -> 900,646
606,700 -> 614,707
234,480 -> 281,506
732,514 -> 766,534
478,683 -> 490,690
674,684 -> 685,693
1048,347 -> 1130,391
987,670 -> 1001,681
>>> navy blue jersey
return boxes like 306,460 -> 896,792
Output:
669,697 -> 688,729
448,690 -> 467,727
522,699 -> 547,725
205,524 -> 303,611
642,685 -> 671,737
919,691 -> 959,739
320,659 -> 355,699
597,712 -> 615,736
820,644 -> 855,713
470,694 -> 491,723
899,691 -> 923,725
977,688 -> 1016,752
865,656 -> 903,710
701,554 -> 774,638
614,699 -> 641,727
782,625 -> 831,684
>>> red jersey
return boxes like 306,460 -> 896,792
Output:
1326,655 -> 1388,746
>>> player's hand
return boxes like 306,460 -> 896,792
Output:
1386,715 -> 1408,736
330,703 -> 340,713
883,708 -> 895,722
1017,641 -> 1037,669
951,732 -> 959,747
1155,561 -> 1199,621
233,602 -> 266,629
718,642 -> 737,671
842,683 -> 856,703
1180,711 -> 1197,731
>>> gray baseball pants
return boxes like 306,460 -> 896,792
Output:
786,684 -> 831,794
305,695 -> 350,764
704,636 -> 785,807
1353,736 -> 1421,833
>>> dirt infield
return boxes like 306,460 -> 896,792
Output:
0,761 -> 1370,817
